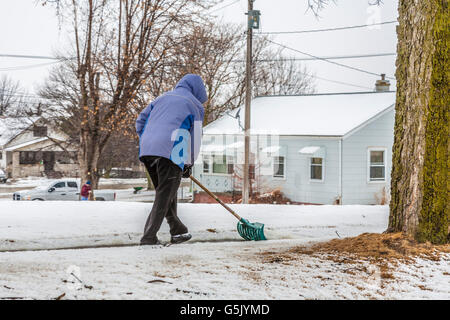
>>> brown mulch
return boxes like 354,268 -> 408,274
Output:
302,232 -> 449,261
249,189 -> 293,204
261,233 -> 450,279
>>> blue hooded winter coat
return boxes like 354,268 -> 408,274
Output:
136,74 -> 207,169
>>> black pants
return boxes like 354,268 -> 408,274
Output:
140,156 -> 188,244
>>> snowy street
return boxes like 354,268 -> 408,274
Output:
0,202 -> 448,299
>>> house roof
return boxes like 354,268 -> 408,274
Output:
0,117 -> 39,147
204,91 -> 396,137
4,137 -> 49,151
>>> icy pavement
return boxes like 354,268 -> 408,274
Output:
0,202 -> 448,300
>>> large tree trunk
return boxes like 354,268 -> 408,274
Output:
388,0 -> 448,244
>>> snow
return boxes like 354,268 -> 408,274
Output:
0,177 -> 147,190
0,202 -> 387,251
204,91 -> 396,136
0,202 -> 448,300
0,117 -> 38,147
299,146 -> 321,154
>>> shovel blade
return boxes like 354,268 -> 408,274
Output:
237,218 -> 267,241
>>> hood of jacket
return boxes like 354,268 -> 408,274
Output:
174,74 -> 208,104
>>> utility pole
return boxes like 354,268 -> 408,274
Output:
242,1 -> 260,204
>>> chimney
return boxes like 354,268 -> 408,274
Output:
375,74 -> 390,92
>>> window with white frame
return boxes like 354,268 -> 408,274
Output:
273,156 -> 285,178
203,155 -> 211,173
310,157 -> 323,181
203,155 -> 234,174
368,149 -> 386,181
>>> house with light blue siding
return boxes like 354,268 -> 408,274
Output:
192,90 -> 396,205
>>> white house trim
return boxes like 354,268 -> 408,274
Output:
4,137 -> 49,151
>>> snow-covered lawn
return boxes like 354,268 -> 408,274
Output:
0,202 -> 448,300
0,177 -> 192,202
0,177 -> 147,189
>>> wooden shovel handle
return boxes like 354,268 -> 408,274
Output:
189,175 -> 242,221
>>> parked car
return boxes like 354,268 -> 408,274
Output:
0,169 -> 7,183
12,180 -> 116,201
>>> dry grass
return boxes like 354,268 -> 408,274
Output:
261,232 -> 450,279
301,232 -> 449,261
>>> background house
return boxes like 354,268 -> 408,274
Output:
0,117 -> 78,179
192,89 -> 396,205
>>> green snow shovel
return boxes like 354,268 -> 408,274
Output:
189,175 -> 267,241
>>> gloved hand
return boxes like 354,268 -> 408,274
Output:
182,165 -> 192,178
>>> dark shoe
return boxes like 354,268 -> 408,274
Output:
170,233 -> 192,244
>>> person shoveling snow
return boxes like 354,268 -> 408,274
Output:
136,74 -> 207,246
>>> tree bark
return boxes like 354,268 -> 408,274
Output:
388,0 -> 448,244
79,132 -> 101,191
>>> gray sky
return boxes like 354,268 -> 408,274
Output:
0,0 -> 398,96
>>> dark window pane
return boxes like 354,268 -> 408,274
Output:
67,182 -> 78,188
273,156 -> 285,177
33,126 -> 47,137
273,163 -> 284,177
213,155 -> 227,174
311,165 -> 322,180
370,151 -> 384,164
311,157 -> 322,165
19,151 -> 40,164
370,167 -> 385,180
203,160 -> 210,173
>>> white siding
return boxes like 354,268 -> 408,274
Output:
342,109 -> 395,204
193,134 -> 341,204
194,108 -> 395,205
272,137 -> 340,204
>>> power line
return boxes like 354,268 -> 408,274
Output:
0,54 -> 71,60
232,52 -> 396,63
0,60 -> 68,72
265,38 -> 395,80
257,20 -> 398,35
208,0 -> 241,14
306,73 -> 373,90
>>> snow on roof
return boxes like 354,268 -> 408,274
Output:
204,91 -> 396,136
299,146 -> 321,154
0,117 -> 39,147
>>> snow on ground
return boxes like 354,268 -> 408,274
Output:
0,177 -> 147,189
0,202 -> 385,251
0,202 -> 448,300
0,177 -> 192,202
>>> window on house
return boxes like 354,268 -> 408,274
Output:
369,150 -> 385,181
310,157 -> 323,181
273,156 -> 285,178
212,155 -> 227,174
0,152 -> 2,160
19,151 -> 41,165
33,126 -> 48,137
203,155 -> 211,173
202,155 -> 235,174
